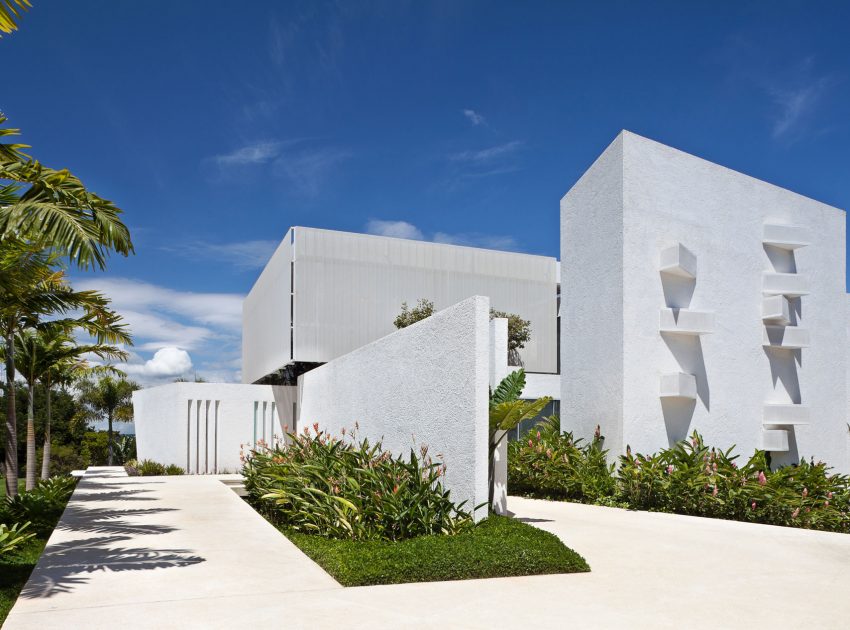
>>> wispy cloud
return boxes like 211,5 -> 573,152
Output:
214,141 -> 280,166
365,219 -> 520,252
462,109 -> 486,126
273,147 -> 350,196
163,239 -> 279,271
74,277 -> 244,385
770,76 -> 833,140
449,140 -> 523,164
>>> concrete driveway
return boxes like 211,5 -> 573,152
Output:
5,472 -> 850,629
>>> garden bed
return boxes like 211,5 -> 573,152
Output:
281,514 -> 589,586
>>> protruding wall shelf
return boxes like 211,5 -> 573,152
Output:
763,326 -> 809,349
659,308 -> 715,335
762,295 -> 791,326
762,272 -> 810,298
659,372 -> 697,399
763,403 -> 810,426
761,428 -> 790,452
659,243 -> 697,279
763,223 -> 810,250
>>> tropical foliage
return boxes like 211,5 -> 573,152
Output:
3,476 -> 76,536
244,425 -> 473,541
0,0 -> 30,37
509,425 -> 850,533
75,376 -> 137,466
0,522 -> 32,557
392,298 -> 434,329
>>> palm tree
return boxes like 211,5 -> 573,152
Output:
0,115 -> 134,270
77,376 -> 138,466
13,325 -> 128,488
0,1 -> 30,37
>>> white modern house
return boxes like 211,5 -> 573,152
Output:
135,130 -> 850,504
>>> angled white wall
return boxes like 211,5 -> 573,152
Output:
562,131 -> 849,473
133,383 -> 296,473
298,296 -> 490,520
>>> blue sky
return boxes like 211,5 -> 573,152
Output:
3,1 -> 849,383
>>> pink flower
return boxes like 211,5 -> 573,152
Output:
712,462 -> 717,473
731,462 -> 738,469
827,492 -> 833,499
528,439 -> 534,448
825,500 -> 830,507
757,471 -> 767,486
802,487 -> 808,498
791,508 -> 800,519
536,431 -> 541,441
666,465 -> 674,475
751,501 -> 757,511
712,486 -> 718,497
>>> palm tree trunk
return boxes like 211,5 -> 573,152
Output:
107,410 -> 114,466
41,384 -> 51,479
25,381 -> 36,491
4,331 -> 19,498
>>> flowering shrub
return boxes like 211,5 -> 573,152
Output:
619,433 -> 850,532
510,425 -> 850,533
243,425 -> 473,541
508,417 -> 617,503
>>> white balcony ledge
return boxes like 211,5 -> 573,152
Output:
762,273 -> 810,298
659,243 -> 697,279
659,372 -> 697,400
763,404 -> 809,426
761,428 -> 790,452
763,223 -> 810,250
659,308 -> 715,335
763,326 -> 809,349
762,295 -> 791,326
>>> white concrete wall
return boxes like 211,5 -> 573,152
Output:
562,130 -> 849,473
133,383 -> 296,473
298,296 -> 490,520
560,134 -> 625,456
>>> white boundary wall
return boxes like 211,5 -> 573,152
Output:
133,383 -> 296,473
298,296 -> 490,520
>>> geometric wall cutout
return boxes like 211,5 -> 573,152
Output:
763,403 -> 810,426
762,272 -> 810,297
763,326 -> 810,349
762,295 -> 791,325
659,243 -> 697,278
659,308 -> 715,335
763,223 -> 811,250
659,372 -> 697,399
761,428 -> 790,451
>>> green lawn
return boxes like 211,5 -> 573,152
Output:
0,536 -> 45,622
285,514 -> 589,587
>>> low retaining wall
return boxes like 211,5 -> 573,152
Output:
298,296 -> 491,520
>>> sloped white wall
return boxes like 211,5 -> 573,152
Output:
298,296 -> 490,520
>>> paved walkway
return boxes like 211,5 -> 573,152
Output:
6,472 -> 850,629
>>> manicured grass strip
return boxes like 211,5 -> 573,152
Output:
0,537 -> 46,623
285,514 -> 589,587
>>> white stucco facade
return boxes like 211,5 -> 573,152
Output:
298,296 -> 490,519
133,383 -> 297,474
561,131 -> 850,472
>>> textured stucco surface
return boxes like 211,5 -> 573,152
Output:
560,134 -> 625,456
298,296 -> 490,519
133,383 -> 293,473
561,131 -> 849,472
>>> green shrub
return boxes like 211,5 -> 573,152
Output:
244,426 -> 474,541
0,523 -> 34,557
510,423 -> 850,533
4,477 -> 77,536
134,460 -> 166,476
42,443 -> 87,477
508,417 -> 617,503
618,433 -> 850,532
164,464 -> 184,475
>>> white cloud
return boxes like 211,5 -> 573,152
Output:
365,219 -> 424,240
214,141 -> 280,166
462,109 -> 486,126
771,76 -> 832,139
449,141 -> 523,164
364,220 -> 520,252
163,239 -> 279,271
122,347 -> 193,379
